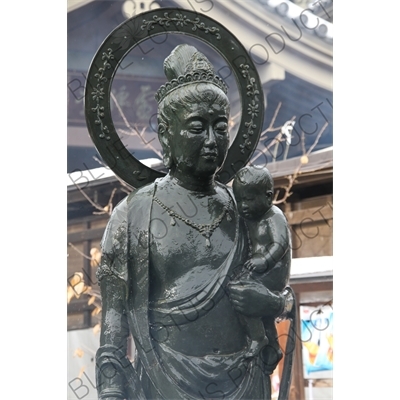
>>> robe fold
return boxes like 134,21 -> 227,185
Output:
97,180 -> 271,399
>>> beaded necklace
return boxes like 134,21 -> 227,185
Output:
152,195 -> 232,248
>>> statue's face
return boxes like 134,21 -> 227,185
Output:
233,184 -> 272,220
168,101 -> 229,179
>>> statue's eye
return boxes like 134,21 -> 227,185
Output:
188,121 -> 204,134
214,121 -> 228,135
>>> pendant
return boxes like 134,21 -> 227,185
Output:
170,216 -> 176,226
205,232 -> 211,248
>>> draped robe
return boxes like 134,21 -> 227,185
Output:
96,179 -> 272,399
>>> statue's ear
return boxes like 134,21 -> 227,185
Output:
158,122 -> 172,168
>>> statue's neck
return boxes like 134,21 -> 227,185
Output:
168,170 -> 216,193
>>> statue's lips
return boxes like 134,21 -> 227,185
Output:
240,208 -> 252,218
200,151 -> 218,160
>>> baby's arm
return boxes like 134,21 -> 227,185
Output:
259,209 -> 291,291
262,210 -> 290,271
244,253 -> 268,273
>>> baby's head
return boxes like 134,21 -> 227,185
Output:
232,166 -> 274,220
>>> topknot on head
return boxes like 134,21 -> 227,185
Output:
163,44 -> 199,81
156,44 -> 227,104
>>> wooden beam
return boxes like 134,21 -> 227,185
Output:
290,280 -> 332,295
68,227 -> 107,243
274,170 -> 333,189
285,204 -> 333,226
67,300 -> 95,313
68,214 -> 109,226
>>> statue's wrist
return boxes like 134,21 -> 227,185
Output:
276,287 -> 294,322
99,388 -> 125,399
97,366 -> 125,398
96,345 -> 127,399
262,255 -> 268,267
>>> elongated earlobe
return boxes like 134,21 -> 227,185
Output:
158,122 -> 167,136
163,153 -> 172,169
158,122 -> 172,169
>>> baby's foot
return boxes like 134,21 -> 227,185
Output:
245,336 -> 269,358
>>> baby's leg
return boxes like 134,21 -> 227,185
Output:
243,316 -> 269,358
261,320 -> 283,374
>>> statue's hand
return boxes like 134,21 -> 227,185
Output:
244,255 -> 267,274
228,279 -> 284,318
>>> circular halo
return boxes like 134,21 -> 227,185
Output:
85,8 -> 264,188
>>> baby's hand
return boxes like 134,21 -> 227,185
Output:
244,255 -> 267,274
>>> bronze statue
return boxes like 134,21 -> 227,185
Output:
85,9 -> 296,400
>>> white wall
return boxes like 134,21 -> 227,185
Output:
67,328 -> 99,400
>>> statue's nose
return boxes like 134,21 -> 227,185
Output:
204,126 -> 216,147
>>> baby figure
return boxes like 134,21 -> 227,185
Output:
232,166 -> 291,365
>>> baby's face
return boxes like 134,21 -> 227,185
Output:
234,184 -> 271,220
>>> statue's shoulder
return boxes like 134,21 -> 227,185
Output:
126,181 -> 156,207
100,182 -> 155,252
269,205 -> 287,219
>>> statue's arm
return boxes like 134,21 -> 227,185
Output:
96,273 -> 130,400
95,198 -> 131,400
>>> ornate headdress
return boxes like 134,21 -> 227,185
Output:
155,44 -> 228,104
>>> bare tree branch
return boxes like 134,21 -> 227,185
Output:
247,102 -> 298,166
93,187 -> 117,215
68,242 -> 93,261
300,130 -> 306,155
273,121 -> 329,205
73,178 -> 120,216
110,91 -> 163,159
266,101 -> 282,132
250,113 -> 296,165
73,183 -> 109,213
92,155 -> 133,195
305,122 -> 328,156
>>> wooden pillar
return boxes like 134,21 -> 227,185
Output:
276,293 -> 305,400
290,294 -> 305,400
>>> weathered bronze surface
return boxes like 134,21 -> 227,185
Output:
85,8 -> 295,400
232,166 -> 292,366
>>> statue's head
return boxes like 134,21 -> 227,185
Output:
156,45 -> 230,179
232,166 -> 274,220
